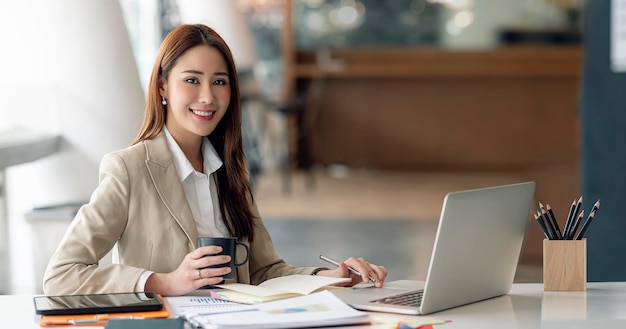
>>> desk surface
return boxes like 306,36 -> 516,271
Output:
3,283 -> 626,328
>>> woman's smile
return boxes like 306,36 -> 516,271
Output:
191,109 -> 216,120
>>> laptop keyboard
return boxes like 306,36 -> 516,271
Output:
371,290 -> 423,307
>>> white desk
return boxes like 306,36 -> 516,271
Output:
3,283 -> 626,328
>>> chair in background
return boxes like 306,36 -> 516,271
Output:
277,77 -> 325,195
239,65 -> 325,195
239,68 -> 265,191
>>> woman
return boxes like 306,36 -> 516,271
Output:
43,24 -> 386,296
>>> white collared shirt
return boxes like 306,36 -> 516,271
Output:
163,127 -> 228,238
135,128 -> 227,291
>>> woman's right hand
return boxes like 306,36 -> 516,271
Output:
144,245 -> 232,296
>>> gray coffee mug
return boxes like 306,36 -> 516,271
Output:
197,237 -> 250,279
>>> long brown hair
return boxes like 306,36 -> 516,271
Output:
132,24 -> 257,241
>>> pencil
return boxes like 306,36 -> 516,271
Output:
565,196 -> 583,239
562,199 -> 577,240
534,213 -> 551,239
541,209 -> 559,239
536,210 -> 554,240
588,200 -> 600,216
568,210 -> 585,240
575,200 -> 600,240
545,204 -> 562,239
539,202 -> 561,239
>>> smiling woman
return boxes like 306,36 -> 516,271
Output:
43,24 -> 387,297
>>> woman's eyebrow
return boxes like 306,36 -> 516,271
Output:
181,69 -> 204,75
181,70 -> 229,77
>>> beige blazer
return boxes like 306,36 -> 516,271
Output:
43,131 -> 317,295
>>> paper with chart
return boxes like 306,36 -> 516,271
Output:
190,290 -> 370,329
166,295 -> 254,316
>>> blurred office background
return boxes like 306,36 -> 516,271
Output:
2,0 -> 618,295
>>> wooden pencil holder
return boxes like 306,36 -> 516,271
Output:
543,239 -> 587,291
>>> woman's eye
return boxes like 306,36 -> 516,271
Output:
213,79 -> 227,86
185,78 -> 199,84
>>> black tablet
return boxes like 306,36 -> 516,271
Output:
33,292 -> 163,315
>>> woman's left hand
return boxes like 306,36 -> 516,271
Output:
315,257 -> 387,288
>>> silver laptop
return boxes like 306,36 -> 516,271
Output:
331,181 -> 535,315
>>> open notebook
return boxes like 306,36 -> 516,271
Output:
207,275 -> 350,304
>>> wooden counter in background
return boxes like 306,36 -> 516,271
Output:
286,46 -> 582,171
282,45 -> 583,268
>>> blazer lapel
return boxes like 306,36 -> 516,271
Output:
144,131 -> 198,245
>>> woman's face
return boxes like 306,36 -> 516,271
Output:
161,45 -> 231,142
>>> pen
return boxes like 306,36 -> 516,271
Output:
319,254 -> 377,283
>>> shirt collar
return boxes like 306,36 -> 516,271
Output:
163,127 -> 223,182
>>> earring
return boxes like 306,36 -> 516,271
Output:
161,96 -> 167,106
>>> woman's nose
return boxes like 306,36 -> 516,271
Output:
198,85 -> 214,104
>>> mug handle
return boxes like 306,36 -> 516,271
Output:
235,242 -> 250,267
